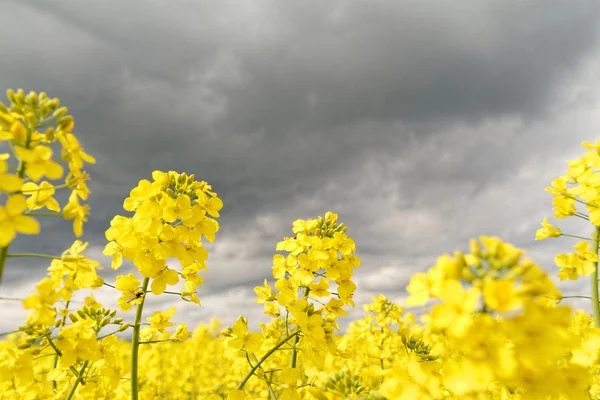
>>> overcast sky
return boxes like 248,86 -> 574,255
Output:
1,0 -> 600,333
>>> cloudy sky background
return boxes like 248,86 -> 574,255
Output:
1,0 -> 600,333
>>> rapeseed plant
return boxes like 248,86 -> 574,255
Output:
2,90 -> 600,399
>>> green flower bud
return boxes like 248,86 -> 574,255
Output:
58,115 -> 73,129
6,89 -> 16,104
69,314 -> 78,323
49,98 -> 60,112
52,107 -> 68,119
25,91 -> 38,107
24,112 -> 36,124
113,317 -> 123,325
15,89 -> 25,105
117,324 -> 131,332
45,127 -> 55,141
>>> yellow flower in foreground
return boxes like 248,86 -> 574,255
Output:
171,324 -> 192,342
0,156 -> 22,192
555,243 -> 597,281
0,194 -> 40,246
63,191 -> 90,237
483,279 -> 519,313
227,316 -> 263,353
535,217 -> 561,240
115,274 -> 142,311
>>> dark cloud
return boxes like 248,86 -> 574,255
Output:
1,0 -> 599,330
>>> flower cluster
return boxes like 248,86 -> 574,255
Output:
0,89 -> 95,248
3,90 -> 600,400
104,170 -> 223,306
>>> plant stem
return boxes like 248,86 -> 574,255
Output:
289,287 -> 310,368
130,277 -> 149,400
52,300 -> 71,390
0,247 -> 7,287
64,361 -> 88,400
592,227 -> 600,328
561,233 -> 592,241
237,331 -> 299,390
6,253 -> 61,260
23,212 -> 63,217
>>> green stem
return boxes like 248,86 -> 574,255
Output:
64,361 -> 88,400
592,227 -> 600,328
561,295 -> 592,300
0,247 -> 7,287
289,287 -> 310,368
23,212 -> 63,217
246,353 -> 278,400
0,297 -> 23,301
131,277 -> 149,400
139,339 -> 171,345
237,331 -> 299,390
6,253 -> 61,260
561,233 -> 592,241
53,300 -> 71,391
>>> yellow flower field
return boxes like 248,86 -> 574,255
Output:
1,89 -> 600,399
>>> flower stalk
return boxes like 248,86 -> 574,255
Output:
130,277 -> 150,400
591,228 -> 600,328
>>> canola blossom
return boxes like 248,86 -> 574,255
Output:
1,90 -> 600,399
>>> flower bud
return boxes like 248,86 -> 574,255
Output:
69,314 -> 78,323
113,317 -> 123,324
17,342 -> 32,350
109,310 -> 117,318
25,91 -> 38,107
58,115 -> 73,130
52,107 -> 68,119
117,324 -> 131,332
6,89 -> 16,104
24,112 -> 36,125
45,127 -> 55,141
100,317 -> 110,328
15,89 -> 25,104
49,98 -> 60,112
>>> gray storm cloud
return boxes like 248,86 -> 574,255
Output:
0,0 -> 599,331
